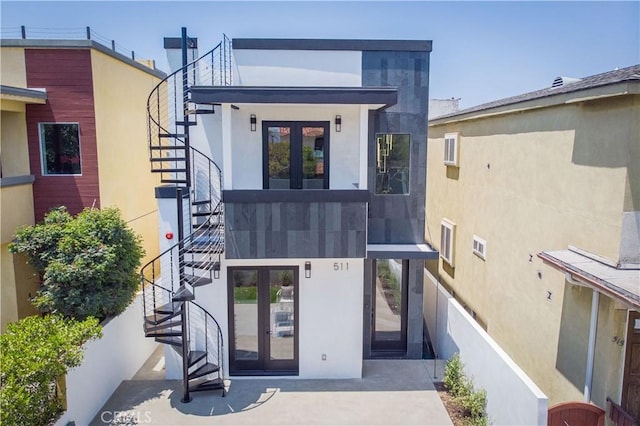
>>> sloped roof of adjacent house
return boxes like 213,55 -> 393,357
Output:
430,64 -> 640,123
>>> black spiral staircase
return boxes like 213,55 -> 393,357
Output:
140,29 -> 231,403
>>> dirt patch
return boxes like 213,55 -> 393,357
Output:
435,381 -> 467,426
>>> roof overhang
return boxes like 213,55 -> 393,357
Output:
367,243 -> 438,260
0,85 -> 47,104
190,86 -> 397,109
538,246 -> 640,310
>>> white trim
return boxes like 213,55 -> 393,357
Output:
440,219 -> 455,266
472,235 -> 487,260
358,105 -> 368,189
38,122 -> 83,176
444,132 -> 459,166
221,104 -> 233,188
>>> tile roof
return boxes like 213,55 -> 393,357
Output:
432,64 -> 640,121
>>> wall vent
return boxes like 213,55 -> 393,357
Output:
551,76 -> 582,88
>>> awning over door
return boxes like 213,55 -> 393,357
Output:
538,246 -> 640,309
367,243 -> 438,260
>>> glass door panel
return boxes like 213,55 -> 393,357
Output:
372,259 -> 408,352
267,270 -> 295,362
302,127 -> 325,189
231,270 -> 259,365
267,126 -> 291,189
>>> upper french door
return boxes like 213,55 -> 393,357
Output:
228,267 -> 299,375
263,121 -> 329,189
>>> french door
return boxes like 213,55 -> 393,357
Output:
228,267 -> 299,375
263,121 -> 329,189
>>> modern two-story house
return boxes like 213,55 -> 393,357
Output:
141,29 -> 436,401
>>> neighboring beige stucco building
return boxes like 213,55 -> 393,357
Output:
425,65 -> 640,419
0,39 -> 165,331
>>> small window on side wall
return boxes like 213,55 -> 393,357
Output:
39,123 -> 81,175
444,132 -> 458,166
375,133 -> 410,194
440,219 -> 455,266
472,235 -> 487,260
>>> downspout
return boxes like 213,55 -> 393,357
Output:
584,289 -> 600,402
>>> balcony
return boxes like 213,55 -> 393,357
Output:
223,190 -> 369,259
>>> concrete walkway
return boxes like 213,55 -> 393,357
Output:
91,347 -> 452,425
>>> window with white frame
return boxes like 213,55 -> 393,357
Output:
440,219 -> 455,266
472,235 -> 487,260
444,132 -> 458,166
39,123 -> 81,175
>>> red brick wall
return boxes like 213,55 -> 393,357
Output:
25,49 -> 100,221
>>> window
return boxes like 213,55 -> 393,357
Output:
440,219 -> 455,266
472,235 -> 487,259
376,133 -> 410,194
263,121 -> 328,189
39,123 -> 81,175
444,132 -> 458,166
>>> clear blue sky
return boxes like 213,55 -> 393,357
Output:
2,1 -> 638,108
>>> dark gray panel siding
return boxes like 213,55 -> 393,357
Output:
363,51 -> 429,245
225,201 -> 367,259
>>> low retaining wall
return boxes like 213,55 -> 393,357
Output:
424,269 -> 548,425
55,293 -> 158,426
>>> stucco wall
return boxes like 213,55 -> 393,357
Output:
1,109 -> 31,177
91,49 -> 162,267
0,47 -> 26,87
424,269 -> 548,425
233,49 -> 361,87
425,94 -> 636,407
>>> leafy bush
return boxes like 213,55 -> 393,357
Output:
9,207 -> 144,320
443,352 -> 465,397
443,353 -> 489,426
0,315 -> 102,425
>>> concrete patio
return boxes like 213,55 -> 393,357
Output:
90,347 -> 452,425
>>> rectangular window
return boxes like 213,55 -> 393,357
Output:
39,123 -> 81,175
440,219 -> 455,266
263,121 -> 328,189
444,132 -> 458,166
472,235 -> 487,259
376,133 -> 410,194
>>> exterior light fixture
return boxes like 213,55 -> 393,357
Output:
335,115 -> 342,132
304,261 -> 311,278
213,262 -> 221,279
250,114 -> 257,131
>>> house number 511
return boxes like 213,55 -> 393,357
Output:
333,262 -> 349,271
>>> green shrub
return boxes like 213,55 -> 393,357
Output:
9,207 -> 144,320
0,315 -> 102,425
443,352 -> 465,397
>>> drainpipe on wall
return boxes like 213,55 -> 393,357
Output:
584,289 -> 600,402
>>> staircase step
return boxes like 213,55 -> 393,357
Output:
194,110 -> 216,115
183,260 -> 215,270
145,310 -> 181,325
153,168 -> 187,173
193,223 -> 223,231
147,328 -> 182,338
161,179 -> 188,184
159,133 -> 187,138
176,120 -> 197,127
150,157 -> 186,162
183,274 -> 212,288
189,378 -> 225,393
156,336 -> 182,347
150,145 -> 186,151
192,199 -> 211,206
154,301 -> 183,315
192,211 -> 213,217
172,286 -> 194,302
188,350 -> 207,367
188,362 -> 220,380
144,319 -> 182,334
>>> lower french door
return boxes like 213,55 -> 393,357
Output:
228,266 -> 299,375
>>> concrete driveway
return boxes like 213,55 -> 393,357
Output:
90,348 -> 452,425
